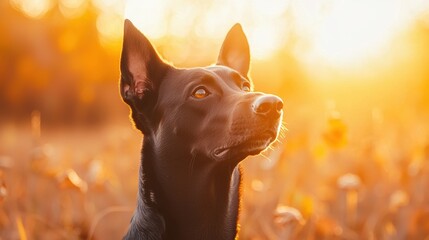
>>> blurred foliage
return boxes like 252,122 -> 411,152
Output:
0,0 -> 122,126
2,0 -> 429,239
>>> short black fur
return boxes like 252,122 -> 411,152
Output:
120,19 -> 283,240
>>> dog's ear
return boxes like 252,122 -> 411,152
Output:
217,23 -> 250,77
120,19 -> 169,104
120,19 -> 170,132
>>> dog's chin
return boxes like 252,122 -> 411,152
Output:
212,131 -> 277,162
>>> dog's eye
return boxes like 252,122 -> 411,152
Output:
242,82 -> 251,92
192,87 -> 210,99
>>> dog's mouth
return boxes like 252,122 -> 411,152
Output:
213,130 -> 277,161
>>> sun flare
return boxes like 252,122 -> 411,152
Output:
9,0 -> 429,66
311,0 -> 407,66
123,0 -> 429,66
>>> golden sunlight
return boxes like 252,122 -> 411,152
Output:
296,0 -> 429,69
124,0 -> 287,59
124,0 -> 169,39
9,0 -> 54,18
311,0 -> 406,66
59,0 -> 87,18
96,12 -> 123,46
123,0 -> 429,64
93,0 -> 124,47
4,0 -> 429,239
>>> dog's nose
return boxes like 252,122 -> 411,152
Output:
252,95 -> 283,118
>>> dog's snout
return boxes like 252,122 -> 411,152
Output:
252,95 -> 283,118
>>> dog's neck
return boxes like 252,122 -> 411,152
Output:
126,136 -> 241,240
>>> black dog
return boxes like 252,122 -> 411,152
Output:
120,19 -> 283,239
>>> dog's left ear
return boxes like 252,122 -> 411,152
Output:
217,23 -> 250,77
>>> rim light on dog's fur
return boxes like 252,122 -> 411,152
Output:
120,19 -> 283,240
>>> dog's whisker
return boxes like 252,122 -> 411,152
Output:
188,153 -> 196,177
260,152 -> 270,161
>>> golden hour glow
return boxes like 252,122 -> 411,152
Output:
10,0 -> 54,18
92,0 -> 124,15
124,0 -> 287,59
59,0 -> 87,18
3,0 -> 429,239
293,0 -> 429,69
123,0 -> 429,63
92,0 -> 124,47
248,24 -> 285,60
311,0 -> 406,66
96,12 -> 123,46
124,0 -> 169,39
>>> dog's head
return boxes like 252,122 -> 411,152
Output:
120,20 -> 283,164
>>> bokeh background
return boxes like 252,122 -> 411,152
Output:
2,0 -> 429,239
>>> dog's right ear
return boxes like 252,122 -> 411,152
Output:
120,19 -> 169,105
120,19 -> 169,132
